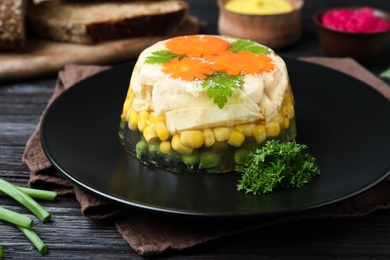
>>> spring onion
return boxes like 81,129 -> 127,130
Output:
0,178 -> 51,223
0,186 -> 57,201
18,226 -> 48,255
0,206 -> 34,229
0,178 -> 57,256
15,187 -> 57,202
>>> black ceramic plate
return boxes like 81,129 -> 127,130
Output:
41,58 -> 390,218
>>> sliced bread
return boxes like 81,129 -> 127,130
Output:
0,0 -> 27,51
27,0 -> 189,44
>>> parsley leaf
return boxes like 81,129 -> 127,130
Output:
201,72 -> 244,109
236,140 -> 320,195
145,50 -> 185,64
380,66 -> 390,79
230,39 -> 269,54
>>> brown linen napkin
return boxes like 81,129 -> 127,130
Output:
22,58 -> 390,255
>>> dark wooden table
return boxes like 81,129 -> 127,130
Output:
1,0 -> 390,259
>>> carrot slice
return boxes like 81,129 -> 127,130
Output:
204,51 -> 274,76
162,36 -> 275,79
166,35 -> 231,57
162,57 -> 214,81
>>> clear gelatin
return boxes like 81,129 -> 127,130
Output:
118,35 -> 297,173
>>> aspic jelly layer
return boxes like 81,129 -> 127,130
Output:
118,89 -> 296,174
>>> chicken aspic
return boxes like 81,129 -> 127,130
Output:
119,35 -> 296,173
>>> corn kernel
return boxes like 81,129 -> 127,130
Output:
282,117 -> 290,129
283,90 -> 293,106
253,124 -> 266,144
154,122 -> 170,141
125,106 -> 132,121
143,125 -> 157,142
126,87 -> 134,99
271,115 -> 284,127
281,106 -> 288,117
235,123 -> 256,136
203,129 -> 215,148
228,130 -> 245,147
171,134 -> 193,155
265,121 -> 281,137
128,110 -> 139,130
285,104 -> 295,119
121,99 -> 132,121
138,118 -> 147,132
159,141 -> 171,154
139,110 -> 149,119
213,127 -> 231,142
149,114 -> 166,123
180,130 -> 204,148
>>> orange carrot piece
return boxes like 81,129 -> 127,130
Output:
162,57 -> 213,81
166,35 -> 231,57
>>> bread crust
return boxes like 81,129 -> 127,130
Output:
27,0 -> 189,44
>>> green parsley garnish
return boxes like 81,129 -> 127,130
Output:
380,66 -> 390,79
144,38 -> 270,109
230,39 -> 269,54
236,140 -> 320,195
145,50 -> 184,64
201,72 -> 244,109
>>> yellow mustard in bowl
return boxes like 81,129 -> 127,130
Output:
225,0 -> 294,15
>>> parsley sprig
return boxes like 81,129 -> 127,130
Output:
145,50 -> 185,64
230,39 -> 269,54
201,72 -> 243,109
236,140 -> 320,195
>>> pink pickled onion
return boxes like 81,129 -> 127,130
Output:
322,7 -> 390,33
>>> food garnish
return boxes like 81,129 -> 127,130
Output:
18,226 -> 48,255
380,66 -> 390,79
236,140 -> 320,195
229,39 -> 269,54
0,206 -> 34,228
144,35 -> 274,108
0,178 -> 57,255
0,178 -> 51,223
201,72 -> 243,108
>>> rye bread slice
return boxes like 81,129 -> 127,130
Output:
0,0 -> 27,51
27,0 -> 189,44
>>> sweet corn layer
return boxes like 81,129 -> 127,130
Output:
119,88 -> 297,173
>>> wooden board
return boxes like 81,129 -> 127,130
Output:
0,16 -> 200,83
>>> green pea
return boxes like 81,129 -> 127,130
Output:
288,118 -> 297,140
148,141 -> 160,154
182,153 -> 200,165
234,148 -> 249,165
200,152 -> 221,169
119,120 -> 126,130
167,148 -> 180,160
135,140 -> 148,158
